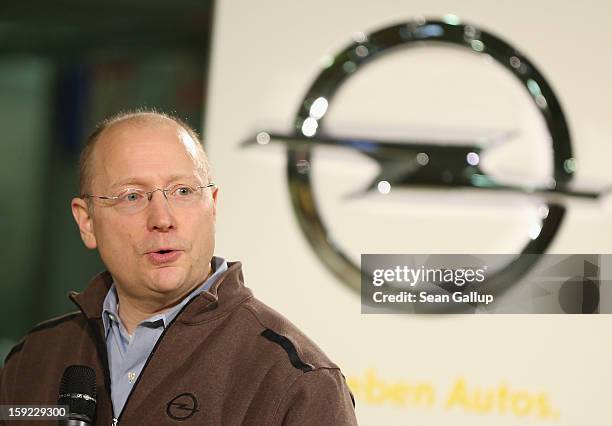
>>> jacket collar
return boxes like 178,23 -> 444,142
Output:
69,261 -> 252,323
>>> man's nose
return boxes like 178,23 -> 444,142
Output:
146,190 -> 176,231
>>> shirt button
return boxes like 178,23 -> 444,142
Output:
127,372 -> 136,383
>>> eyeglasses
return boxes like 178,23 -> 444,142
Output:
81,183 -> 216,214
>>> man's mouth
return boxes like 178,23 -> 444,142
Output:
146,249 -> 183,265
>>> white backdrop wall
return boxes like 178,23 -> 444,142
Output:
206,1 -> 612,424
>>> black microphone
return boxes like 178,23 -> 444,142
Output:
57,365 -> 97,426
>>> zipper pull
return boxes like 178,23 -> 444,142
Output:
112,418 -> 119,426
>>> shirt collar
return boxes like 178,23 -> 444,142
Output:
102,256 -> 228,336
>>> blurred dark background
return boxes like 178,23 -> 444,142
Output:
0,0 -> 214,359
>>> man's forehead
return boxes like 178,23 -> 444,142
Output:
92,118 -> 204,187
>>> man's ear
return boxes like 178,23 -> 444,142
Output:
210,186 -> 219,219
71,197 -> 98,249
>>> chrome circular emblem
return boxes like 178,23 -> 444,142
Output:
277,17 -> 588,308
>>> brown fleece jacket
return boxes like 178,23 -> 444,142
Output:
0,261 -> 357,425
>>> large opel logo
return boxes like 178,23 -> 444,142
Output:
249,17 -> 600,310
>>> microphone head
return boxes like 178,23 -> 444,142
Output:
58,365 -> 97,423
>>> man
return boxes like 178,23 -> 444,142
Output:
0,111 -> 357,425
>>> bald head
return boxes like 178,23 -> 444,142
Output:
79,111 -> 210,196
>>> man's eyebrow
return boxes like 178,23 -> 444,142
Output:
109,177 -> 146,189
109,177 -> 142,189
110,174 -> 200,189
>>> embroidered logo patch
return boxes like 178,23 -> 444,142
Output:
166,393 -> 199,420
